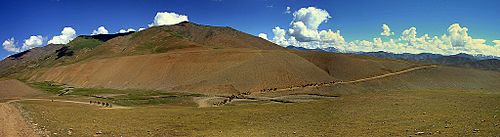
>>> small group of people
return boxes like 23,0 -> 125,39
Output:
258,81 -> 337,93
89,100 -> 112,107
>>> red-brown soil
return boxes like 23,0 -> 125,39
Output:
30,48 -> 335,95
0,103 -> 38,137
0,79 -> 41,101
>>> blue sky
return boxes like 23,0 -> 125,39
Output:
2,0 -> 500,58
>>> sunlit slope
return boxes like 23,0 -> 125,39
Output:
0,79 -> 41,100
30,49 -> 333,95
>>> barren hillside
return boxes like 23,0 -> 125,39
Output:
2,22 -> 498,96
0,79 -> 40,101
30,48 -> 333,95
290,50 -> 418,80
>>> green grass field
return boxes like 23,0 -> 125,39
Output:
71,88 -> 204,106
29,81 -> 65,95
29,82 -> 205,106
18,89 -> 500,136
67,37 -> 103,50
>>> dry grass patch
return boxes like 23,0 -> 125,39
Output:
18,89 -> 500,136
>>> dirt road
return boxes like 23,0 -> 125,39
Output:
0,103 -> 38,137
259,65 -> 438,93
337,65 -> 438,84
7,99 -> 131,109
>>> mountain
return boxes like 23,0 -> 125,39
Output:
285,45 -> 324,51
451,59 -> 500,71
285,45 -> 312,51
0,44 -> 64,76
355,51 -> 500,71
357,52 -> 443,61
285,45 -> 338,52
0,31 -> 140,77
320,47 -> 339,53
1,22 -> 499,96
4,22 -> 333,95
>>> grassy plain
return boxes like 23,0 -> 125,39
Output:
18,89 -> 500,136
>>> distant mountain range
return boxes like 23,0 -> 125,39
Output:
286,45 -> 500,71
285,46 -> 338,52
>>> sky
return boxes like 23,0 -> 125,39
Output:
1,0 -> 500,59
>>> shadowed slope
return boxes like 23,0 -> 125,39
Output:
451,59 -> 500,71
290,50 -> 417,80
0,44 -> 64,76
301,66 -> 500,96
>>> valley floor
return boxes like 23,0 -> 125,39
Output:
1,64 -> 499,136
15,89 -> 500,136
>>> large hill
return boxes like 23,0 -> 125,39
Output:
1,22 -> 499,96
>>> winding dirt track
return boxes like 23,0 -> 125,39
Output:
0,103 -> 38,137
6,99 -> 130,109
261,65 -> 438,93
337,65 -> 437,84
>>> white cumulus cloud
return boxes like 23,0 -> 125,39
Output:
266,7 -> 500,56
288,7 -> 331,42
267,7 -> 345,49
148,12 -> 189,27
48,27 -> 77,44
118,28 -> 136,33
272,26 -> 289,46
2,38 -> 19,52
292,7 -> 330,30
2,35 -> 45,53
258,33 -> 268,40
446,23 -> 471,47
319,29 -> 345,46
91,26 -> 109,35
22,35 -> 44,50
400,27 -> 417,41
341,23 -> 500,56
380,24 -> 393,36
493,40 -> 500,48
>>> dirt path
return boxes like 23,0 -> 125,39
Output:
0,103 -> 38,137
257,65 -> 438,93
6,99 -> 131,109
337,65 -> 438,84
